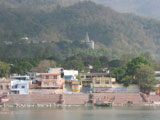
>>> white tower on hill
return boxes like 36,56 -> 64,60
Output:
85,32 -> 94,49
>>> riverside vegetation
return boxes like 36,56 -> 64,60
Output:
0,55 -> 158,94
0,1 -> 160,94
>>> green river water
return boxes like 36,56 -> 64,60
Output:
0,106 -> 160,120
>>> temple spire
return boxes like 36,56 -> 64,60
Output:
85,32 -> 90,42
85,32 -> 95,49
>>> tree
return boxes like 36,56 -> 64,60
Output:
141,52 -> 154,62
109,67 -> 126,83
126,56 -> 152,83
121,75 -> 133,87
0,61 -> 10,77
108,59 -> 124,69
152,62 -> 160,71
135,65 -> 158,94
99,56 -> 109,67
63,59 -> 85,72
11,61 -> 33,75
76,74 -> 81,81
31,60 -> 56,73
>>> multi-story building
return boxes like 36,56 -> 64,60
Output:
10,75 -> 31,94
80,73 -> 109,87
64,70 -> 78,82
0,78 -> 11,94
155,71 -> 160,94
91,77 -> 116,93
36,73 -> 64,89
11,80 -> 30,94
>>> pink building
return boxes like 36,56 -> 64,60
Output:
37,73 -> 64,89
0,78 -> 11,94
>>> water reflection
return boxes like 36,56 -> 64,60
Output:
0,106 -> 160,120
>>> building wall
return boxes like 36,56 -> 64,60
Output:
91,77 -> 115,88
80,73 -> 109,86
0,79 -> 11,94
0,82 -> 10,90
11,80 -> 30,94
29,89 -> 63,94
92,84 -> 140,93
37,74 -> 64,89
64,70 -> 78,81
154,71 -> 160,94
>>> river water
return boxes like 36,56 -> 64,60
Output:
0,106 -> 160,120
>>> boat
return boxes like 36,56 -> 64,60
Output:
94,96 -> 113,107
152,101 -> 160,105
1,98 -> 9,103
94,102 -> 112,107
0,93 -> 9,104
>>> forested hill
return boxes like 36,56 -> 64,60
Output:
0,0 -> 78,9
1,1 -> 160,61
2,0 -> 160,19
93,0 -> 160,19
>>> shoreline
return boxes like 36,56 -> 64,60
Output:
1,93 -> 160,108
1,103 -> 160,108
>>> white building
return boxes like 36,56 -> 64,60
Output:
10,75 -> 32,94
10,80 -> 30,94
155,71 -> 160,81
10,75 -> 30,81
21,37 -> 29,41
64,70 -> 78,81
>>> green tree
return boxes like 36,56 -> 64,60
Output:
63,59 -> 85,72
121,75 -> 133,87
31,60 -> 56,73
0,61 -> 10,77
11,61 -> 33,75
126,56 -> 152,82
135,65 -> 158,94
152,62 -> 160,71
108,59 -> 124,69
109,67 -> 126,83
76,74 -> 81,81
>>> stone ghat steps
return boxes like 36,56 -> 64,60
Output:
6,93 -> 144,104
64,94 -> 89,104
7,94 -> 89,104
7,95 -> 60,104
93,93 -> 144,104
149,95 -> 160,102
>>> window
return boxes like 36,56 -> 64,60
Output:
12,84 -> 18,89
53,75 -> 57,79
81,76 -> 84,78
96,80 -> 100,84
21,86 -> 25,89
86,76 -> 91,78
46,76 -> 49,79
6,85 -> 9,89
105,80 -> 109,84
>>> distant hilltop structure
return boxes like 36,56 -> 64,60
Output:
21,37 -> 29,41
85,32 -> 95,49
